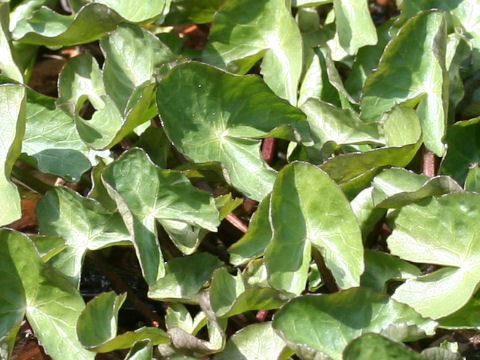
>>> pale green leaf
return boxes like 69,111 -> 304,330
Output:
37,187 -> 131,287
77,292 -> 169,353
0,229 -> 94,359
388,193 -> 480,318
12,4 -> 123,47
165,304 -> 207,335
273,288 -> 437,360
0,0 -> 23,82
361,250 -> 421,293
83,0 -> 166,23
265,162 -> 364,294
214,322 -> 289,360
148,253 -> 223,303
22,89 -> 95,182
102,149 -> 220,285
438,292 -> 480,329
372,168 -> 462,208
332,0 -> 377,56
300,98 -> 381,158
350,187 -> 386,239
228,194 -> 272,266
0,84 -> 25,226
124,340 -> 153,360
203,0 -> 303,104
156,62 -> 310,201
361,11 -> 448,156
209,268 -> 290,318
396,0 -> 480,71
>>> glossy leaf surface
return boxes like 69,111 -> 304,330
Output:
103,149 -> 219,285
273,288 -> 436,360
0,229 -> 94,359
204,0 -> 303,104
388,193 -> 480,318
265,162 -> 364,294
0,84 -> 25,226
157,62 -> 310,201
361,11 -> 448,156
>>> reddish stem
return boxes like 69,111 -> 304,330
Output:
262,138 -> 277,164
422,149 -> 437,177
256,310 -> 269,322
225,213 -> 248,233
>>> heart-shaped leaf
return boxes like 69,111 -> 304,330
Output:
214,322 -> 289,360
388,192 -> 480,318
156,62 -> 311,201
77,292 -> 169,353
361,10 -> 448,156
203,0 -> 303,104
265,162 -> 364,294
273,288 -> 437,360
102,148 -> 219,285
0,0 -> 23,82
37,187 -> 131,287
0,229 -> 94,359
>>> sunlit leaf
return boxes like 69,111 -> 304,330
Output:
157,62 -> 310,201
265,162 -> 364,294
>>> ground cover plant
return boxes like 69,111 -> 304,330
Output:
1,0 -> 480,359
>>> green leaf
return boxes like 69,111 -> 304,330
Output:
37,187 -> 131,287
165,304 -> 207,335
438,292 -> 480,329
203,0 -> 303,104
272,288 -> 437,360
102,148 -> 220,285
0,0 -> 23,82
22,89 -> 96,182
397,0 -> 480,71
372,168 -> 462,208
361,250 -> 421,293
440,117 -> 480,186
57,24 -> 175,150
345,19 -> 393,101
350,187 -> 386,239
209,268 -> 290,318
388,193 -> 480,318
12,4 -> 123,47
332,0 -> 377,57
214,322 -> 289,360
124,340 -> 153,360
77,292 -> 169,353
165,0 -> 226,24
320,106 -> 422,197
300,98 -> 381,159
343,333 -> 423,360
464,163 -> 480,192
0,83 -> 25,226
82,0 -> 166,23
148,253 -> 223,303
421,347 -> 463,360
361,11 -> 448,156
228,194 -> 272,266
0,229 -> 94,359
265,162 -> 364,294
156,62 -> 310,201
